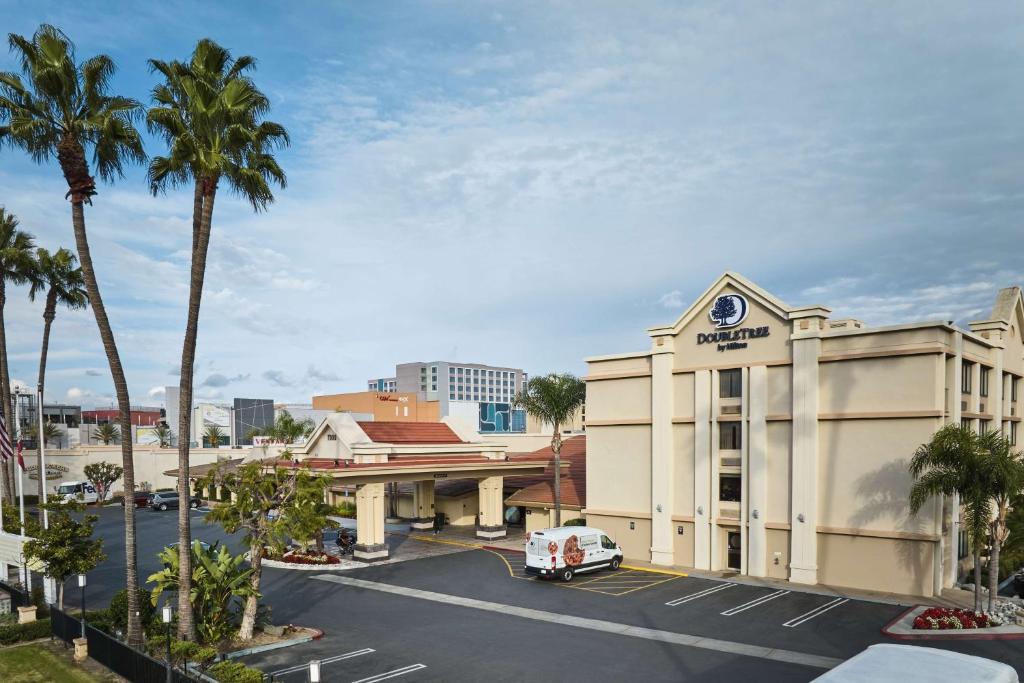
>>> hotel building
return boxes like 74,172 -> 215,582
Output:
584,272 -> 1024,597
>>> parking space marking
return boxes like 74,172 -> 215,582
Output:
721,589 -> 790,616
559,569 -> 680,596
782,597 -> 848,628
270,648 -> 375,676
351,664 -> 427,682
665,582 -> 735,606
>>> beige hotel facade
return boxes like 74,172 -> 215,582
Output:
584,272 -> 1024,597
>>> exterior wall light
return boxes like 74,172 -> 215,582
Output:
751,509 -> 759,519
697,505 -> 704,515
797,513 -> 805,523
656,504 -> 663,513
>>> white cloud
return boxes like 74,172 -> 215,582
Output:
658,290 -> 684,309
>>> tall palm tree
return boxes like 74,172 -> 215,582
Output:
153,423 -> 172,447
147,38 -> 287,640
0,25 -> 147,646
513,373 -> 586,526
977,430 -> 1024,612
203,423 -> 225,448
29,246 -> 86,507
0,209 -> 37,504
909,423 -> 991,613
93,422 -> 120,445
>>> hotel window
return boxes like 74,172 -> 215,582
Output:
961,418 -> 971,430
450,392 -> 455,399
962,362 -> 972,393
719,475 -> 741,503
980,368 -> 989,397
720,369 -> 742,399
1012,423 -> 1018,446
980,420 -> 991,434
719,422 -> 741,450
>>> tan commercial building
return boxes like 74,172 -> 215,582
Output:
585,272 -> 1024,598
312,391 -> 440,422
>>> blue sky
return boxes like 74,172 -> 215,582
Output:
1,1 -> 1023,408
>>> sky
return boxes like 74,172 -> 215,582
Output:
0,1 -> 1022,409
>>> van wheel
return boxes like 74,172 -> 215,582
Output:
610,557 -> 621,571
560,568 -> 574,582
159,503 -> 168,511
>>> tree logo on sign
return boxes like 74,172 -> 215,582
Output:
709,294 -> 749,328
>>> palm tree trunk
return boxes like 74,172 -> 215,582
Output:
57,581 -> 63,611
68,200 -> 142,647
0,280 -> 15,505
974,542 -> 983,613
988,520 -> 1001,613
239,540 -> 263,640
176,180 -> 215,641
35,295 -> 56,516
551,429 -> 562,527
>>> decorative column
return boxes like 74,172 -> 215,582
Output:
789,307 -> 828,585
746,365 -> 768,577
476,476 -> 506,539
411,480 -> 435,530
353,482 -> 388,562
650,333 -> 675,566
693,369 -> 712,570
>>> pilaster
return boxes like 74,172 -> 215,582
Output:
477,476 -> 506,539
354,482 -> 388,562
650,334 -> 675,566
747,365 -> 768,577
693,369 -> 712,570
411,480 -> 436,530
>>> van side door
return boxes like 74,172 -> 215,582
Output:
579,534 -> 601,564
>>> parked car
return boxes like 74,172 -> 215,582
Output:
54,481 -> 110,505
811,643 -> 1017,682
122,490 -> 154,508
149,491 -> 202,511
525,526 -> 623,582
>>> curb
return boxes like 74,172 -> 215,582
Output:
223,626 -> 324,660
620,564 -> 689,577
261,557 -> 351,571
882,605 -> 1024,641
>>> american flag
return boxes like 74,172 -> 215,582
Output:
0,413 -> 12,463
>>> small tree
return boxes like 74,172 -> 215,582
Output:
203,424 -> 225,448
248,410 -> 315,444
84,461 -> 123,506
23,500 -> 104,609
27,422 -> 61,449
94,423 -> 120,445
977,430 -> 1024,612
153,424 -> 172,447
201,461 -> 328,640
513,373 -> 586,526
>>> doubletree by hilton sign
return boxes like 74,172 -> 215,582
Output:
697,294 -> 770,352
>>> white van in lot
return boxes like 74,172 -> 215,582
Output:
525,526 -> 624,581
55,481 -> 106,505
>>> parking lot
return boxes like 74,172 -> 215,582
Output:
77,510 -> 1024,682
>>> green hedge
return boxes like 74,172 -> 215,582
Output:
208,660 -> 264,683
563,518 -> 586,526
0,618 -> 51,645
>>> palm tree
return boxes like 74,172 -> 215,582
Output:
910,423 -> 991,613
29,246 -> 86,506
26,421 -> 61,448
0,209 -> 37,504
93,422 -> 120,445
513,373 -> 586,526
0,24 -> 146,646
203,423 -> 225,448
147,39 -> 287,640
153,424 -> 172,447
977,430 -> 1024,612
248,409 -> 314,445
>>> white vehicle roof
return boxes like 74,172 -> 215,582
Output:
813,644 -> 1017,683
530,527 -> 608,540
57,481 -> 89,486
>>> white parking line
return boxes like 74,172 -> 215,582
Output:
351,664 -> 427,682
270,648 -> 375,676
665,582 -> 735,606
782,598 -> 848,628
720,590 -> 790,616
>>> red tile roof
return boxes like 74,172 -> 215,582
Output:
505,435 -> 586,508
357,421 -> 464,444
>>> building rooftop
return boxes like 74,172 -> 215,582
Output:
356,421 -> 464,444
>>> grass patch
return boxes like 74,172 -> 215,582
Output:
0,642 -> 104,682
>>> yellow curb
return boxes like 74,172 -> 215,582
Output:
400,533 -> 483,550
620,564 -> 689,577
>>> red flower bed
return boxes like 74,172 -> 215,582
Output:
912,607 -> 990,630
279,551 -> 340,565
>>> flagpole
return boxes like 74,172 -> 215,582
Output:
16,453 -> 24,537
37,386 -> 47,529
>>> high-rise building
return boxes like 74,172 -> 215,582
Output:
233,398 -> 274,446
367,361 -> 529,433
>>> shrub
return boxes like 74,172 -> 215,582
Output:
109,588 -> 157,631
562,518 -> 586,526
334,501 -> 357,518
208,660 -> 265,683
0,617 -> 52,645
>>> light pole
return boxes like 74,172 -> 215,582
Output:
309,659 -> 321,683
162,604 -> 173,683
77,574 -> 86,637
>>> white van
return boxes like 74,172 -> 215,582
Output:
55,481 -> 107,505
525,526 -> 624,581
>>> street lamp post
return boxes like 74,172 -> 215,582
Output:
77,574 -> 86,638
162,604 -> 173,683
309,659 -> 321,683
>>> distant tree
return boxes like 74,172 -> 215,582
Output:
513,373 -> 586,526
83,461 -> 123,506
94,423 -> 120,445
247,410 -> 315,444
153,424 -> 172,447
26,421 -> 61,448
976,430 -> 1024,612
24,499 -> 104,609
203,424 -> 225,448
710,296 -> 736,326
